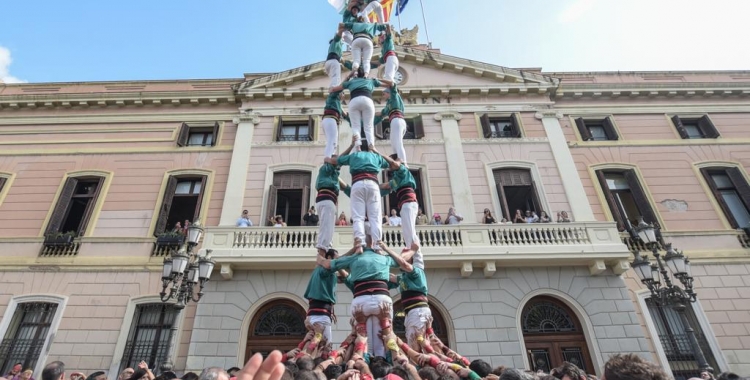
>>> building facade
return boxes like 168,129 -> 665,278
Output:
0,46 -> 748,378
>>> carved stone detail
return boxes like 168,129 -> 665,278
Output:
433,111 -> 463,121
234,110 -> 262,125
534,109 -> 564,120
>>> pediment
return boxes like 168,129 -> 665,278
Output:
234,47 -> 559,99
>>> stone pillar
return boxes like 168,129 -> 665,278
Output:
219,111 -> 260,226
435,112 -> 476,223
535,110 -> 595,221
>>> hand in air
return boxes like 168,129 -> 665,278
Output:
237,351 -> 285,380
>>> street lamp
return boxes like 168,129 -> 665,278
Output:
158,219 -> 215,372
630,218 -> 712,374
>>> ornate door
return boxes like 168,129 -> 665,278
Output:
245,300 -> 306,361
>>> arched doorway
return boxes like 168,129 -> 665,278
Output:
245,299 -> 307,361
393,300 -> 451,347
521,296 -> 594,373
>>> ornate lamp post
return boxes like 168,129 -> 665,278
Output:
159,219 -> 215,372
630,218 -> 712,374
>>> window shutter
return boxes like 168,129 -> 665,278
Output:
375,119 -> 385,140
624,170 -> 659,228
266,185 -> 278,226
211,122 -> 220,146
307,116 -> 315,142
727,167 -> 750,214
575,118 -> 592,141
46,177 -> 79,235
596,171 -> 626,231
154,177 -> 178,236
480,113 -> 492,138
78,177 -> 105,236
301,185 -> 310,225
192,176 -> 207,222
510,113 -> 523,138
530,180 -> 543,214
276,117 -> 284,141
671,116 -> 689,139
413,115 -> 425,139
699,115 -> 720,138
496,183 -> 510,220
176,123 -> 190,147
603,116 -> 619,141
412,168 -> 424,210
700,168 -> 739,228
0,177 -> 6,193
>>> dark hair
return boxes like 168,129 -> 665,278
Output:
470,359 -> 492,378
42,362 -> 65,380
280,370 -> 294,380
552,362 -> 585,380
417,367 -> 439,380
284,362 -> 299,376
126,369 -> 149,380
389,366 -> 411,380
499,368 -> 533,380
356,67 -> 365,78
294,370 -> 318,380
14,363 -> 23,367
717,373 -> 741,380
603,354 -> 668,380
436,376 -> 454,380
538,376 -> 558,380
323,365 -> 343,380
182,373 -> 199,380
326,248 -> 338,260
390,153 -> 399,161
86,372 -> 107,380
370,358 -> 392,379
491,366 -> 506,377
296,356 -> 314,372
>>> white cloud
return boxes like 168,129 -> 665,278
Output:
0,46 -> 26,84
558,0 -> 597,24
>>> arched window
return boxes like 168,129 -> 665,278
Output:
246,300 -> 306,361
393,301 -> 450,348
521,296 -> 593,374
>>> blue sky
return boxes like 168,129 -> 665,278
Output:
1,0 -> 749,83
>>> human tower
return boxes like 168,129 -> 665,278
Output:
280,1 -> 477,378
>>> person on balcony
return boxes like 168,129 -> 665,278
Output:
482,209 -> 496,224
557,211 -> 571,223
445,207 -> 463,225
388,209 -> 402,226
525,210 -> 539,224
430,213 -> 442,225
171,221 -> 183,234
236,210 -> 253,227
539,211 -> 552,223
336,212 -> 349,226
513,209 -> 525,224
416,208 -> 428,225
304,207 -> 319,227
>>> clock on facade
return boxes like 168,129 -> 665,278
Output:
379,67 -> 407,85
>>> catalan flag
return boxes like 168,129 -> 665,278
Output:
368,0 -> 395,23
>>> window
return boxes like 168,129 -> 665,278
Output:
120,303 -> 178,372
701,167 -> 750,229
245,300 -> 306,361
671,115 -> 719,139
45,176 -> 104,237
480,113 -> 522,138
154,176 -> 207,235
376,115 -> 425,140
177,122 -> 219,147
0,177 -> 6,193
0,302 -> 58,374
574,117 -> 619,141
266,171 -> 312,226
382,168 -> 426,216
645,298 -> 719,380
276,117 -> 314,142
493,169 -> 542,220
596,169 -> 658,232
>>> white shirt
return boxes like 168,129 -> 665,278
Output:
446,214 -> 462,225
388,216 -> 402,226
236,217 -> 253,227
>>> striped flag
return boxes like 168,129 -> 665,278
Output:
395,0 -> 409,15
328,0 -> 346,13
368,0 -> 395,23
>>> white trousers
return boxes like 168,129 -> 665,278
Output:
350,294 -> 393,357
405,306 -> 432,347
322,117 -> 339,158
349,96 -> 375,147
400,201 -> 419,248
325,59 -> 342,89
343,31 -> 353,46
351,37 -> 374,76
384,55 -> 399,82
362,1 -> 384,23
390,117 -> 407,165
307,315 -> 333,344
316,199 -> 337,250
351,179 -> 382,248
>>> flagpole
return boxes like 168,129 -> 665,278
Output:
396,0 -> 402,30
418,0 -> 431,47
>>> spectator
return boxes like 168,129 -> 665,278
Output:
84,372 -> 105,380
482,208 -> 496,224
415,208 -> 429,225
525,210 -> 539,223
430,213 -> 442,225
197,368 -> 228,380
5,364 -> 22,379
699,371 -> 715,380
551,362 -> 586,380
717,373 -> 740,380
388,209 -> 402,226
118,370 -> 134,380
513,209 -> 525,224
491,367 -> 506,377
236,210 -> 253,227
417,368 -> 439,380
274,216 -> 286,227
12,369 -> 34,380
181,374 -> 199,380
183,219 -> 191,235
382,213 -> 389,226
445,207 -> 463,225
500,218 -> 510,224
41,362 -> 65,380
336,212 -> 349,226
600,353 -> 668,380
499,369 -> 534,380
557,211 -> 571,223
303,207 -> 319,227
171,221 -> 183,234
539,211 -> 551,223
226,369 -> 240,378
469,360 -> 491,378
69,373 -> 85,380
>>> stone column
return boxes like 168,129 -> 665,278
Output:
535,110 -> 595,221
435,112 -> 476,223
219,111 -> 260,226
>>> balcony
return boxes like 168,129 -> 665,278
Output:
203,222 -> 634,278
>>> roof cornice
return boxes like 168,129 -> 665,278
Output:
555,82 -> 750,99
0,89 -> 239,110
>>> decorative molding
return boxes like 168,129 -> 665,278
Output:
433,111 -> 462,121
461,137 -> 549,144
555,82 -> 750,100
0,91 -> 237,111
233,110 -> 262,125
534,109 -> 564,119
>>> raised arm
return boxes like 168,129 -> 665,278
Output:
340,135 -> 357,156
379,241 -> 413,273
325,156 -> 339,165
330,85 -> 345,93
379,79 -> 394,88
378,150 -> 400,171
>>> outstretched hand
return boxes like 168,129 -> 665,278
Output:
238,351 -> 285,380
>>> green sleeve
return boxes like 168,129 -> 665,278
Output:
374,110 -> 386,126
386,255 -> 398,268
376,24 -> 387,32
343,22 -> 354,30
377,154 -> 390,169
334,34 -> 341,42
341,80 -> 351,89
343,185 -> 352,197
467,372 -> 481,380
337,154 -> 352,166
388,275 -> 401,289
330,255 -> 358,271
371,61 -> 381,69
388,178 -> 399,190
380,188 -> 390,197
372,79 -> 382,88
343,60 -> 353,70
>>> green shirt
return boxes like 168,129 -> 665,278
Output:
316,163 -> 341,192
342,77 -> 382,93
343,22 -> 386,38
325,91 -> 344,115
375,84 -> 404,125
379,33 -> 394,63
389,164 -> 416,191
330,249 -> 398,282
337,151 -> 389,174
328,34 -> 343,58
343,8 -> 357,24
304,266 -> 338,304
396,267 -> 428,294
